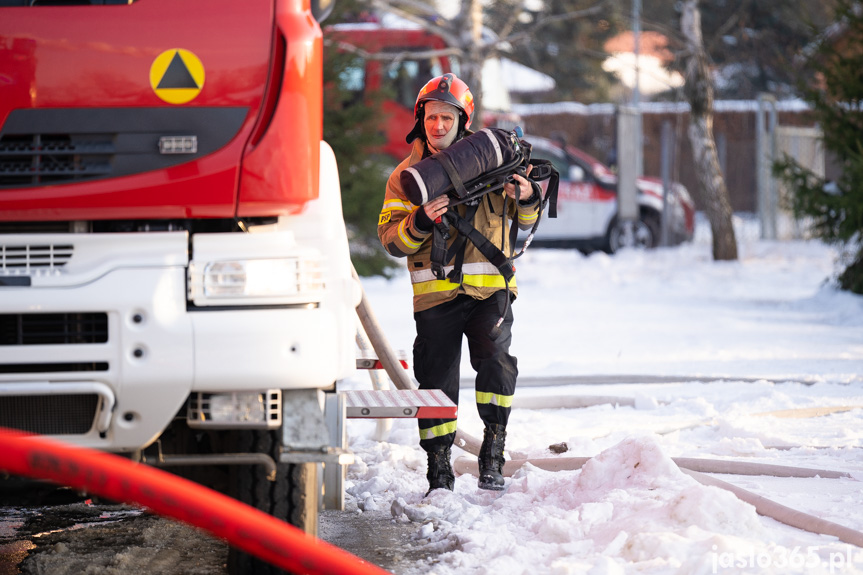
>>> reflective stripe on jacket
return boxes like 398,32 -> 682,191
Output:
377,138 -> 540,313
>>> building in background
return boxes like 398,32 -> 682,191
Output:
602,31 -> 684,101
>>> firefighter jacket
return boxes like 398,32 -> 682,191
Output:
378,137 -> 541,313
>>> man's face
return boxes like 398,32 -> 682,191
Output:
423,102 -> 459,150
425,110 -> 455,138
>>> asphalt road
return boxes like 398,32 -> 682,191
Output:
0,483 -> 424,575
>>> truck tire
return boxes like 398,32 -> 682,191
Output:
227,429 -> 319,575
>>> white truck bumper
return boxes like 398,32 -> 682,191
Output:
0,229 -> 356,451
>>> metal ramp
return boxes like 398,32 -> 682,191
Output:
342,389 -> 457,419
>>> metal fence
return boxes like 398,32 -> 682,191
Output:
515,100 -> 833,234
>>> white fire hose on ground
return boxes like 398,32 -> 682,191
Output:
452,456 -> 850,479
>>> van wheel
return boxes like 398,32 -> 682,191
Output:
227,430 -> 319,575
605,215 -> 658,253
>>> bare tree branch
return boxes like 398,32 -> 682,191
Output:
639,17 -> 686,45
705,0 -> 751,55
351,0 -> 606,118
368,0 -> 462,47
370,0 -> 605,55
324,39 -> 461,62
496,1 -> 528,42
371,0 -> 438,18
504,4 -> 606,47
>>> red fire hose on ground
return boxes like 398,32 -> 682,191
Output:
0,427 -> 390,575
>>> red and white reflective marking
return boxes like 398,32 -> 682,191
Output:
343,389 -> 457,419
356,358 -> 409,370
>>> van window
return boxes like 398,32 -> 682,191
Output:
532,144 -> 569,177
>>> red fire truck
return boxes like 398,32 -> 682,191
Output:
325,22 -> 523,159
0,0 -> 360,569
325,22 -> 459,161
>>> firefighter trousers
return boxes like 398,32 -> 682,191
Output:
413,290 -> 518,452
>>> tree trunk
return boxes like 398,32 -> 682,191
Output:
680,0 -> 738,261
457,0 -> 485,124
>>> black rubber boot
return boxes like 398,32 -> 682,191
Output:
425,445 -> 455,495
478,424 -> 506,491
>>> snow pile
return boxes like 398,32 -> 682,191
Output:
346,411 -> 862,574
352,435 -> 768,574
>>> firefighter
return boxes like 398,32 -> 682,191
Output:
377,74 -> 541,494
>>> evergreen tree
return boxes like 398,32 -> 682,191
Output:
774,0 -> 863,293
322,1 -> 399,278
647,0 -> 837,100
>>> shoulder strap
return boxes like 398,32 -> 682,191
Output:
430,202 -> 478,283
430,220 -> 450,280
443,210 -> 514,282
431,150 -> 469,200
539,159 -> 560,219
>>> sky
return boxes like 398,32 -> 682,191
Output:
341,214 -> 863,575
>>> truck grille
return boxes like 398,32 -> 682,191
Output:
0,313 -> 108,345
0,363 -> 109,374
0,394 -> 97,435
0,134 -> 113,187
0,243 -> 74,272
0,107 -> 248,189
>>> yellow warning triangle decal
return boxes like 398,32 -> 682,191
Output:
150,49 -> 205,105
157,51 -> 200,89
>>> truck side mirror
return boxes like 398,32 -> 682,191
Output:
312,0 -> 335,22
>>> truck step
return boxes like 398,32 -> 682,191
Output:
343,389 -> 457,419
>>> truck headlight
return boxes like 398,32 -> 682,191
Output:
188,257 -> 324,306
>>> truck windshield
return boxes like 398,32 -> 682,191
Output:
385,57 -> 444,109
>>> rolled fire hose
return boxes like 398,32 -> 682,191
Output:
0,428 -> 390,575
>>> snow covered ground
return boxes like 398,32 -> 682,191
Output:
344,215 -> 863,575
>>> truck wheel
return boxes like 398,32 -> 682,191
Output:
227,429 -> 319,575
